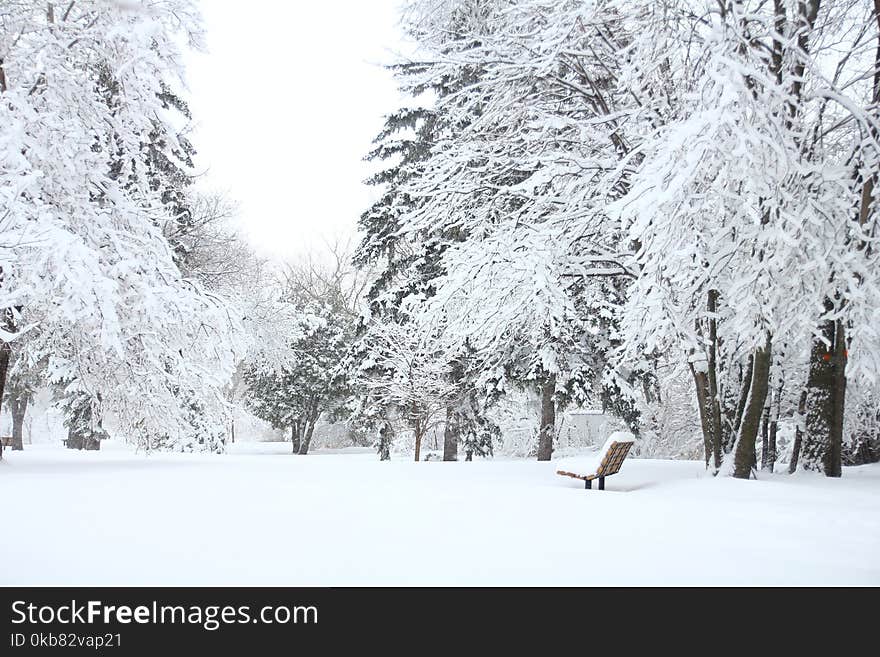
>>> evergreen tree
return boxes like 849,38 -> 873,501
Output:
359,0 -> 650,460
353,54 -> 503,460
56,389 -> 108,451
245,307 -> 352,455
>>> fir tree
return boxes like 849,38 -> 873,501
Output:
245,306 -> 352,455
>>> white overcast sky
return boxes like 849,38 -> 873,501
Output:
186,1 -> 410,260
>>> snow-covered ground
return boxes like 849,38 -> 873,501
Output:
1,441 -> 878,586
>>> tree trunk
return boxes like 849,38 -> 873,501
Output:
765,378 -> 783,473
0,339 -> 9,420
733,338 -> 772,479
767,415 -> 778,473
0,55 -> 8,94
290,423 -> 301,454
803,318 -> 845,477
536,376 -> 556,461
413,415 -> 422,462
66,428 -> 83,450
298,412 -> 317,455
0,343 -> 5,460
690,362 -> 714,468
708,373 -> 723,470
789,390 -> 807,474
377,420 -> 392,461
443,404 -> 459,461
10,392 -> 28,450
0,336 -> 10,459
760,401 -> 770,470
720,369 -> 739,454
827,321 -> 846,477
733,356 -> 754,440
0,274 -> 14,460
706,289 -> 723,469
691,357 -> 723,471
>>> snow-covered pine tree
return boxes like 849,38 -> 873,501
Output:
390,0 -> 649,460
56,387 -> 108,451
353,48 -> 501,461
245,305 -> 352,455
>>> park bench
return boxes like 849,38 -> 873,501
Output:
0,435 -> 13,459
555,432 -> 636,490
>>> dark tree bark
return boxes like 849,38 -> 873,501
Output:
443,404 -> 459,461
66,428 -> 83,450
298,415 -> 317,455
377,420 -> 392,461
690,330 -> 723,471
297,427 -> 313,455
690,290 -> 723,470
0,340 -> 9,445
804,319 -> 846,477
412,411 -> 423,462
536,375 -> 556,461
66,427 -> 101,450
706,290 -> 723,469
690,361 -> 714,468
733,338 -> 772,479
10,391 -> 28,450
765,379 -> 783,473
767,414 -> 778,473
290,423 -> 301,454
0,307 -> 12,418
733,355 -> 754,440
0,56 -> 8,94
789,390 -> 808,473
0,290 -> 13,460
720,365 -> 742,453
0,351 -> 5,460
760,401 -> 770,470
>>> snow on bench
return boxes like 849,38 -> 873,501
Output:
555,432 -> 636,490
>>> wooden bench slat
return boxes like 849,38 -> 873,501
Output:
556,470 -> 599,481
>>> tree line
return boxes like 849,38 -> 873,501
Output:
346,0 -> 880,476
2,1 -> 878,478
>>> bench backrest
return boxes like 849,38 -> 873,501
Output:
596,440 -> 634,477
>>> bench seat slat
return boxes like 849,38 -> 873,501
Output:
556,470 -> 599,481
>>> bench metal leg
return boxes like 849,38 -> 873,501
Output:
599,477 -> 605,491
585,479 -> 591,490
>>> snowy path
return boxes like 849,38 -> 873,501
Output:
1,442 -> 878,585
